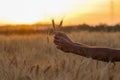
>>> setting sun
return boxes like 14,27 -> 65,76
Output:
0,0 -> 120,25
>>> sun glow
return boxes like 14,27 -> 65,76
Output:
0,0 -> 75,24
0,0 -> 120,25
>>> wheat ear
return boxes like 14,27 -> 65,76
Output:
58,19 -> 63,28
52,19 -> 56,31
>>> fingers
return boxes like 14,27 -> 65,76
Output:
54,31 -> 72,42
54,39 -> 60,45
54,35 -> 59,39
54,33 -> 65,43
54,31 -> 70,46
56,46 -> 61,49
54,31 -> 68,41
56,46 -> 65,52
57,46 -> 65,52
55,31 -> 66,37
54,37 -> 65,46
54,31 -> 72,53
56,45 -> 70,53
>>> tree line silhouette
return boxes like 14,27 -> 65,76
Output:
0,23 -> 120,35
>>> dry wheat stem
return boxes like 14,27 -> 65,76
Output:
51,19 -> 64,32
52,19 -> 56,31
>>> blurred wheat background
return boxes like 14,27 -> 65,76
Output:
0,31 -> 120,80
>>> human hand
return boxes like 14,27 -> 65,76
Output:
54,31 -> 74,53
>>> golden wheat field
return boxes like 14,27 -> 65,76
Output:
0,31 -> 120,80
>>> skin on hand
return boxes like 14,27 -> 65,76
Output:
54,31 -> 75,53
54,31 -> 120,62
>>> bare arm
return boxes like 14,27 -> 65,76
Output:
54,31 -> 120,62
72,43 -> 120,62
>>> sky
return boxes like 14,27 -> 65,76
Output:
0,0 -> 120,25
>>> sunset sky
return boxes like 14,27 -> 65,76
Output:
0,0 -> 120,25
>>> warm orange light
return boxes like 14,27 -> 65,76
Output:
0,0 -> 120,25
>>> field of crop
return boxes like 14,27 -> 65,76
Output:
0,31 -> 120,80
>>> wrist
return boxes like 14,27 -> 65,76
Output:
71,42 -> 90,56
70,42 -> 78,53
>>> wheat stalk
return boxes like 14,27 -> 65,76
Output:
51,19 -> 64,32
58,19 -> 63,28
52,19 -> 56,31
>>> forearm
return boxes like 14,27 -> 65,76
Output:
72,43 -> 120,62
